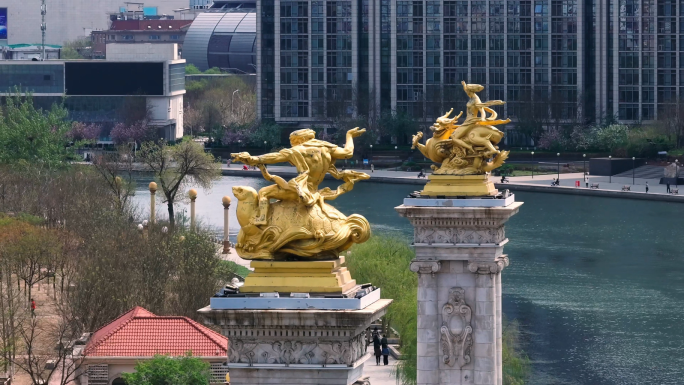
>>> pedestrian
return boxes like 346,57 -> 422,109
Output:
30,298 -> 36,318
373,328 -> 381,365
646,181 -> 649,194
371,164 -> 375,173
667,182 -> 671,193
381,334 -> 389,366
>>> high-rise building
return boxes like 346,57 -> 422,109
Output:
256,0 -> 684,138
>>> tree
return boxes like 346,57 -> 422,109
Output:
110,121 -> 156,146
514,97 -> 549,145
67,122 -> 101,143
0,93 -> 73,167
11,308 -> 85,385
139,140 -> 221,229
60,38 -> 91,60
91,145 -> 136,215
0,220 -> 61,301
184,106 -> 205,137
121,354 -> 212,385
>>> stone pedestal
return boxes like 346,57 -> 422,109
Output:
421,175 -> 498,197
396,201 -> 522,385
241,257 -> 357,294
198,299 -> 391,385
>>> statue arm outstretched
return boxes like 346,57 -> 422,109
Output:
332,127 -> 366,159
231,150 -> 289,166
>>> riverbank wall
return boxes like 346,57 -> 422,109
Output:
222,168 -> 684,203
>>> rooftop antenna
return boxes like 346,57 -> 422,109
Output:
40,0 -> 46,60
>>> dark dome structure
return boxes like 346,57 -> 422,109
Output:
184,1 -> 256,73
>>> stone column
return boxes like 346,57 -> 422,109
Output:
396,202 -> 522,385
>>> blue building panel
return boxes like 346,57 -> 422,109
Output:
0,64 -> 65,94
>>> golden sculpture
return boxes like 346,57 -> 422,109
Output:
412,82 -> 511,196
230,128 -> 371,261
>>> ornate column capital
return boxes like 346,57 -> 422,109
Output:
467,255 -> 509,274
410,260 -> 441,276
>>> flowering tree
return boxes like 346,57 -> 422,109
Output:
538,128 -> 568,151
221,126 -> 249,145
68,122 -> 101,142
110,121 -> 155,145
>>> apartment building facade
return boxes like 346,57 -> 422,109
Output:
257,0 -> 684,132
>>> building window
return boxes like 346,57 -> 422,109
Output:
109,35 -> 116,40
170,35 -> 180,40
123,35 -> 133,40
149,35 -> 161,40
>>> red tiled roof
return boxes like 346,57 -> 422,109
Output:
85,307 -> 228,357
110,20 -> 192,31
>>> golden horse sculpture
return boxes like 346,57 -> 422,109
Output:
412,81 -> 511,176
230,128 -> 371,260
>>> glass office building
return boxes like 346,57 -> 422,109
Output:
257,0 -> 684,135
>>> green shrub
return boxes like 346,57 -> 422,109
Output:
185,64 -> 202,74
121,354 -> 211,385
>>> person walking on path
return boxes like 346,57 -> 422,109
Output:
373,328 -> 381,365
381,334 -> 389,366
371,164 -> 375,173
30,298 -> 36,318
646,182 -> 649,194
667,182 -> 671,193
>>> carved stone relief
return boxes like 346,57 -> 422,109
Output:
415,226 -> 505,245
440,287 -> 473,368
228,333 -> 367,367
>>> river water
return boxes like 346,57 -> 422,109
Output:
134,176 -> 684,385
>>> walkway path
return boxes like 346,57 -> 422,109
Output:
362,355 -> 398,385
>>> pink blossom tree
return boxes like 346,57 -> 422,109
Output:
68,122 -> 102,142
110,121 -> 155,145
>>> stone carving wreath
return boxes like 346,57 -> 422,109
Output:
440,287 -> 473,367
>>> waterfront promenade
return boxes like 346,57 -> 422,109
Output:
222,164 -> 684,202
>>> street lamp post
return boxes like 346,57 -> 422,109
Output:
583,154 -> 586,178
609,155 -> 612,184
370,144 -> 373,169
531,151 -> 535,179
632,156 -> 635,185
556,153 -> 560,183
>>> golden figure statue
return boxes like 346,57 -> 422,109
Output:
412,82 -> 511,196
230,128 -> 371,261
